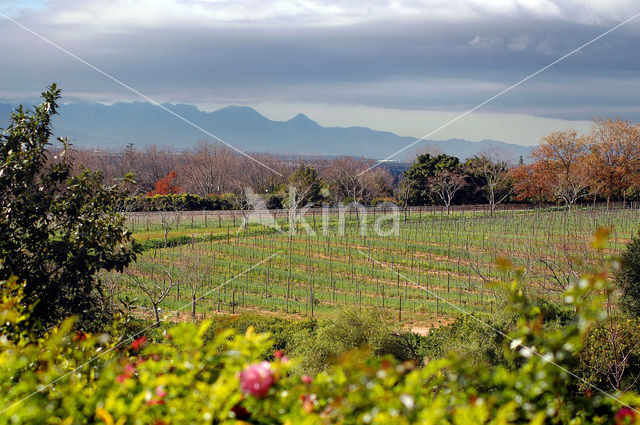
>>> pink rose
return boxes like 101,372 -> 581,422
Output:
155,386 -> 167,398
131,336 -> 147,351
116,363 -> 136,383
616,407 -> 637,425
301,375 -> 312,384
239,361 -> 274,398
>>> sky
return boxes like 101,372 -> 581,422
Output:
0,0 -> 638,146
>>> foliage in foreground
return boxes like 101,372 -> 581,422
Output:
2,240 -> 639,424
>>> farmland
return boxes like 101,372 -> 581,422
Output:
111,205 -> 640,329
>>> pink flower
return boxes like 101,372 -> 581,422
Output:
301,375 -> 312,384
131,336 -> 147,351
116,363 -> 136,383
239,361 -> 274,398
616,407 -> 637,425
273,350 -> 284,359
155,386 -> 167,398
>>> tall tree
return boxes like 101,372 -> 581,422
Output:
510,162 -> 551,205
532,130 -> 592,209
464,151 -> 513,215
181,142 -> 236,195
0,86 -> 140,328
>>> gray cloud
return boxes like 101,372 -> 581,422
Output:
0,0 -> 638,127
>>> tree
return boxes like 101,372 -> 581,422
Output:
532,130 -> 592,209
589,119 -> 640,208
149,170 -> 181,195
183,257 -> 204,321
403,153 -> 460,205
286,165 -> 323,233
396,177 -> 416,223
127,263 -> 179,324
465,151 -> 513,215
323,157 -> 392,218
158,209 -> 179,248
288,165 -> 323,206
510,162 -> 551,205
428,169 -> 467,214
0,85 -> 140,328
181,142 -> 237,195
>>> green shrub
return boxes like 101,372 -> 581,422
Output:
617,233 -> 640,317
577,318 -> 640,392
124,193 -> 236,212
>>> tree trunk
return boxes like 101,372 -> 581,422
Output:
191,294 -> 196,320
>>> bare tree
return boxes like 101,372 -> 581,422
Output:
127,264 -> 179,324
180,142 -> 237,195
323,157 -> 392,219
159,209 -> 179,248
468,149 -> 514,216
184,256 -> 204,321
396,177 -> 415,223
534,243 -> 584,293
428,170 -> 467,214
580,289 -> 640,391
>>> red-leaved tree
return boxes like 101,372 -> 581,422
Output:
149,170 -> 181,195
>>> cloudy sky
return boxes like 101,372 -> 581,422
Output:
0,0 -> 638,146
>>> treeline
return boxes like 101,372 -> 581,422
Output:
71,118 -> 640,212
513,119 -> 640,208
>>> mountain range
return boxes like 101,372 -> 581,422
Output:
0,101 -> 535,161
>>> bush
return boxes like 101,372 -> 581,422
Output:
617,233 -> 640,317
371,197 -> 399,207
420,299 -> 572,368
577,318 -> 640,392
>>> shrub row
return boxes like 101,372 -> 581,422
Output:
122,194 -> 236,212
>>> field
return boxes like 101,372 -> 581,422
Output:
111,205 -> 640,329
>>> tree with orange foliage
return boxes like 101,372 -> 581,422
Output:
531,130 -> 592,209
149,170 -> 181,195
510,161 -> 551,205
589,119 -> 640,208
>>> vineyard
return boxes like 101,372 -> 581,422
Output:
111,205 -> 640,329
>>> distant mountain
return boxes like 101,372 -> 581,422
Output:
0,101 -> 535,160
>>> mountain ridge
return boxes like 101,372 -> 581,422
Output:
0,101 -> 535,160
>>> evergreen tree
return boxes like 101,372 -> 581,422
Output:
0,85 -> 140,329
